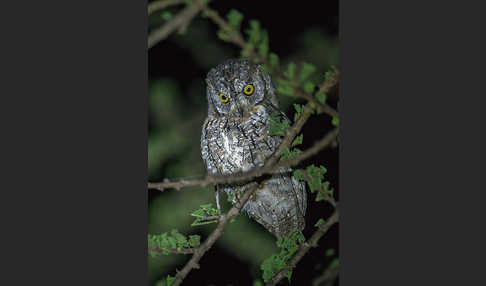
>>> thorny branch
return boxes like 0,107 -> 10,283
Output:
148,0 -> 186,15
171,184 -> 259,286
149,246 -> 196,255
266,208 -> 339,286
148,0 -> 210,49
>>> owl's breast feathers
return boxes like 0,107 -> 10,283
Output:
201,105 -> 280,176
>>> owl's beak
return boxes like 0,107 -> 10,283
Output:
230,96 -> 251,118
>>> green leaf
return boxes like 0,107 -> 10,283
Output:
315,91 -> 327,105
261,254 -> 286,282
227,9 -> 244,31
166,275 -> 176,286
167,236 -> 177,249
268,113 -> 290,136
291,134 -> 303,147
190,204 -> 219,226
314,218 -> 326,227
258,30 -> 269,57
305,165 -> 327,193
226,191 -> 233,203
328,258 -> 339,270
286,269 -> 292,282
280,147 -> 302,162
325,248 -> 335,257
315,191 -> 325,202
332,117 -> 339,126
303,81 -> 315,93
240,43 -> 254,58
188,235 -> 201,247
217,30 -> 230,42
284,62 -> 296,79
299,62 -> 317,82
293,169 -> 305,181
276,83 -> 294,97
160,11 -> 172,21
246,20 -> 262,45
293,103 -> 304,122
269,53 -> 279,68
261,230 -> 305,282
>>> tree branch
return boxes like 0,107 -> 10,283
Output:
279,127 -> 339,170
148,0 -> 209,49
149,246 -> 196,255
172,184 -> 259,286
148,0 -> 186,15
265,208 -> 339,286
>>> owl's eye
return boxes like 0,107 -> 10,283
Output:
219,93 -> 229,103
243,84 -> 254,96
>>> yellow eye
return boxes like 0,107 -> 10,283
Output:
243,84 -> 254,96
219,93 -> 229,103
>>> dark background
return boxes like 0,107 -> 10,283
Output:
148,0 -> 339,285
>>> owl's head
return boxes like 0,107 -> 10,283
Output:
205,59 -> 279,117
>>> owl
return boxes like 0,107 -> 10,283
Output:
200,58 -> 307,237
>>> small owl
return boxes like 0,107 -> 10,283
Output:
200,59 -> 307,237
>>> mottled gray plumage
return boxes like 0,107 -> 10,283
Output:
200,59 -> 307,237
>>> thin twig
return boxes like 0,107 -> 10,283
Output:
265,208 -> 339,286
149,246 -> 196,255
194,215 -> 220,222
280,127 -> 339,170
148,0 -> 186,15
172,184 -> 259,286
148,0 -> 209,49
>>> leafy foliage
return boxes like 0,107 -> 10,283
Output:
191,203 -> 219,226
148,230 -> 201,257
332,116 -> 339,126
292,134 -> 304,147
293,104 -> 304,122
275,78 -> 295,97
260,230 -> 306,282
298,63 -> 317,82
217,9 -> 244,41
280,147 -> 302,162
268,112 -> 290,137
328,258 -> 339,270
227,9 -> 244,31
154,275 -> 176,286
315,91 -> 327,105
293,165 -> 335,202
314,218 -> 326,227
269,53 -> 279,68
